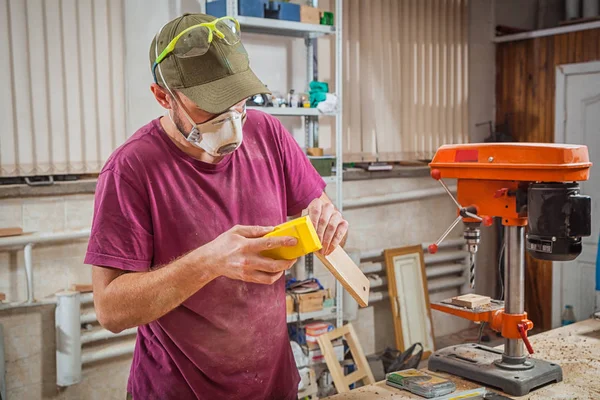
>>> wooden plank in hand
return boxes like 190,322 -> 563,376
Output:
315,247 -> 370,307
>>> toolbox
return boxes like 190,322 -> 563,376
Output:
206,0 -> 268,18
264,1 -> 301,22
261,215 -> 322,260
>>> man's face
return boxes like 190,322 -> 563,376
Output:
167,90 -> 246,135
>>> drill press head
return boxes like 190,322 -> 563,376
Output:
428,143 -> 592,261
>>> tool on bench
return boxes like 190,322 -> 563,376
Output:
426,143 -> 592,396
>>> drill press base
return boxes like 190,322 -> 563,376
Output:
428,343 -> 563,396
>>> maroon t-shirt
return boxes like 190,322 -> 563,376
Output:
84,110 -> 326,400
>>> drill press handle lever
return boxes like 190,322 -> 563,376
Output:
428,169 -> 493,254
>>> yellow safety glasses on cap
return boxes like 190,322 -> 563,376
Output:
152,16 -> 241,83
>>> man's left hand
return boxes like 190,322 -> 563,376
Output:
305,197 -> 348,256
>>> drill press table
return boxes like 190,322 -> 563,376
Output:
326,318 -> 600,400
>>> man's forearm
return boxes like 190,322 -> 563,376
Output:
93,252 -> 215,333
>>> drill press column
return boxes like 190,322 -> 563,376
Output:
503,226 -> 526,362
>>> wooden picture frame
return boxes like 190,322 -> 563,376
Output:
384,245 -> 435,359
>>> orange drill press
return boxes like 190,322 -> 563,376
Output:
426,143 -> 592,396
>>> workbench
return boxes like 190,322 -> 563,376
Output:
326,319 -> 600,400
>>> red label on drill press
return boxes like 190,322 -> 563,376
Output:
454,149 -> 479,162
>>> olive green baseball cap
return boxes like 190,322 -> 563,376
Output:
150,13 -> 269,114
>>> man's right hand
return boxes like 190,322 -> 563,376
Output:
197,225 -> 298,285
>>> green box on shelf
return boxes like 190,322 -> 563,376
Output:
320,11 -> 334,25
309,156 -> 336,177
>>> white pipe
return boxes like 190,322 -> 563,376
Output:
55,290 -> 82,387
82,340 -> 136,365
369,291 -> 389,303
80,293 -> 94,305
343,185 -> 457,210
424,251 -> 468,265
81,327 -> 137,344
80,311 -> 97,325
0,229 -> 90,249
24,243 -> 34,303
426,263 -> 466,279
360,238 -> 465,261
361,262 -> 383,274
427,277 -> 466,292
368,276 -> 387,289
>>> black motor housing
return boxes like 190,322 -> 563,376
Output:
526,182 -> 591,261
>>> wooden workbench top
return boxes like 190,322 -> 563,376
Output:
326,319 -> 600,400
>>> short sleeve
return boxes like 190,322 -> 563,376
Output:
84,169 -> 153,272
276,122 -> 326,216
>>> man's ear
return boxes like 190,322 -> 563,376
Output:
150,83 -> 171,109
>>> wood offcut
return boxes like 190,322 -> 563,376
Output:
0,227 -> 23,237
451,294 -> 491,309
70,283 -> 93,293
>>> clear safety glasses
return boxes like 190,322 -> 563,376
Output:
152,16 -> 241,83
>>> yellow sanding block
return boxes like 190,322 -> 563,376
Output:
261,216 -> 322,260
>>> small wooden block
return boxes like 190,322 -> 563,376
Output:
70,284 -> 93,293
451,294 -> 491,308
0,293 -> 5,301
0,227 -> 23,237
315,247 -> 370,307
307,147 -> 324,157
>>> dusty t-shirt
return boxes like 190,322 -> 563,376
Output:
84,110 -> 326,399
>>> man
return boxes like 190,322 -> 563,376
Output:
85,13 -> 348,400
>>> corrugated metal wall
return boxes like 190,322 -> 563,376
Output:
342,0 -> 469,162
0,0 -> 126,177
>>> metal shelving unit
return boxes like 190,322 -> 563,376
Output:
286,306 -> 337,323
237,15 -> 334,37
247,106 -> 335,117
221,0 -> 344,328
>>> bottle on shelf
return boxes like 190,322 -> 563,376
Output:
561,305 -> 576,326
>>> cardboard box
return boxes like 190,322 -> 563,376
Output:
286,294 -> 294,315
297,289 -> 330,313
300,5 -> 321,24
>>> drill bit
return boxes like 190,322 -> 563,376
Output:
469,252 -> 475,289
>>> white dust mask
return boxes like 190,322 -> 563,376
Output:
169,104 -> 246,157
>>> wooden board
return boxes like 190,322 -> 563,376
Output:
0,227 -> 23,237
326,318 -> 600,399
384,245 -> 435,359
70,283 -> 93,293
451,294 -> 491,309
315,247 -> 370,307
